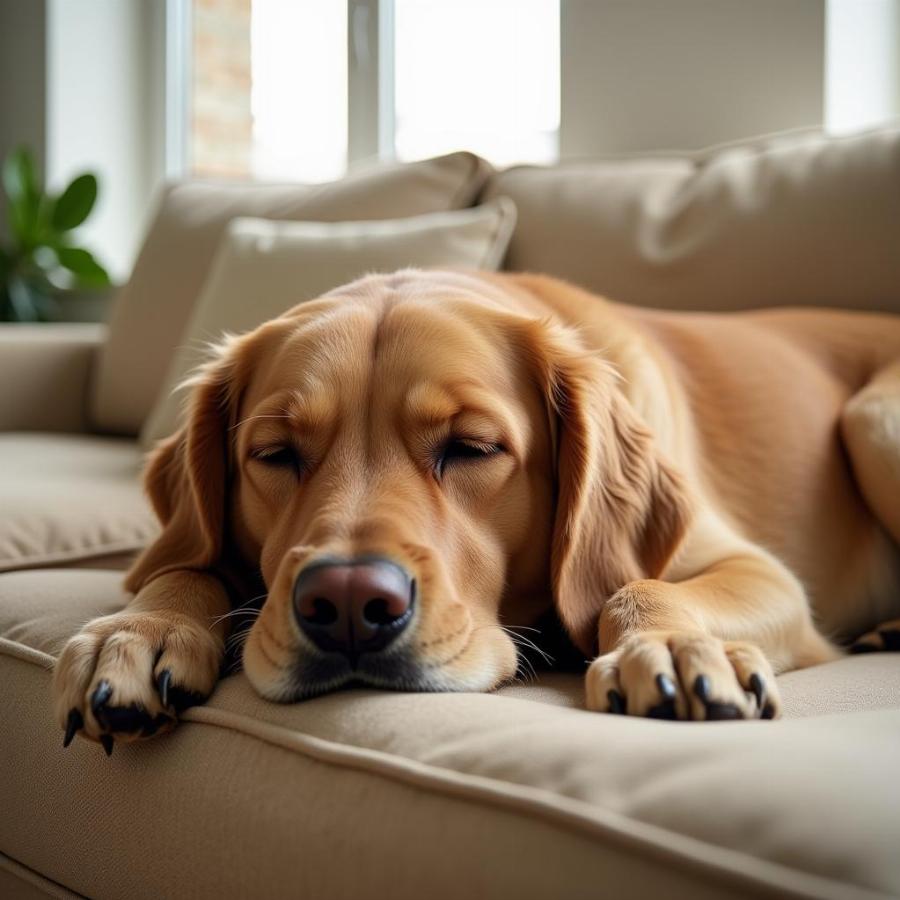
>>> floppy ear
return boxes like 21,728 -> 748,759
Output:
124,349 -> 238,594
525,321 -> 692,655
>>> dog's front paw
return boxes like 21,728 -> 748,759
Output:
585,631 -> 781,721
53,611 -> 224,753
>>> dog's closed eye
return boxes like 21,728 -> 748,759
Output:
251,445 -> 305,475
435,438 -> 505,478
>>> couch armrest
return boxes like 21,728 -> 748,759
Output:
0,324 -> 107,433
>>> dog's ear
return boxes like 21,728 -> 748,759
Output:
124,343 -> 241,594
524,320 -> 692,655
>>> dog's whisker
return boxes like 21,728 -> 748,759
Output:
499,626 -> 555,666
503,625 -> 543,634
225,624 -> 255,652
208,593 -> 269,628
210,608 -> 262,627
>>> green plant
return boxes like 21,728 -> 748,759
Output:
1,146 -> 110,322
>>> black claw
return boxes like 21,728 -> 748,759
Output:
748,673 -> 767,711
165,684 -> 207,714
693,674 -> 745,720
646,673 -> 678,719
156,668 -> 205,713
63,708 -> 83,748
761,703 -> 776,720
646,699 -> 678,720
607,689 -> 626,715
704,702 -> 744,721
656,673 -> 677,700
693,674 -> 711,702
90,680 -> 113,715
99,734 -> 114,757
157,669 -> 172,708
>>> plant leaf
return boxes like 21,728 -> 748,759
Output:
55,246 -> 111,286
51,173 -> 98,231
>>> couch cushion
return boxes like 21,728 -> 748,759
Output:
141,199 -> 517,446
0,324 -> 105,434
0,435 -> 155,573
2,568 -> 898,899
483,125 -> 900,314
93,152 -> 492,436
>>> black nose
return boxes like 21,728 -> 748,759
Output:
293,557 -> 415,663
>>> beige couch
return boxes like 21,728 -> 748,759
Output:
2,130 -> 899,900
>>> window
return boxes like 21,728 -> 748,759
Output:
188,0 -> 560,182
250,0 -> 348,181
393,0 -> 559,166
190,0 -> 347,182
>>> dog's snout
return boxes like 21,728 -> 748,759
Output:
293,557 -> 415,662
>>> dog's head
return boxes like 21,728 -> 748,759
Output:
127,271 -> 689,700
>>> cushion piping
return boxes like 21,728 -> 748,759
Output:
0,540 -> 146,574
0,853 -> 85,899
1,637 -> 889,900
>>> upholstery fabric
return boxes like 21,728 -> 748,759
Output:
483,125 -> 900,313
0,325 -> 105,434
93,152 -> 492,435
0,435 -> 154,573
1,569 -> 898,900
140,199 -> 517,445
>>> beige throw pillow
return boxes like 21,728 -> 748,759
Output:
140,198 -> 516,446
482,124 -> 900,313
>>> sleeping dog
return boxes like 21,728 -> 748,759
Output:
53,270 -> 900,751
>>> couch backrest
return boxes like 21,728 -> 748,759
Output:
91,152 -> 491,436
482,125 -> 900,314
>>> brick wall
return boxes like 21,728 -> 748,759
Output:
191,0 -> 252,178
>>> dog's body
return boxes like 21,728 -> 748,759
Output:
54,270 -> 900,748
500,273 -> 900,641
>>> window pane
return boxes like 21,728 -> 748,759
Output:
190,0 -> 347,183
191,0 -> 252,178
250,0 -> 347,182
393,0 -> 560,166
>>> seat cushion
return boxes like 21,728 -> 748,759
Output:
93,152 -> 492,436
2,569 -> 899,899
484,125 -> 900,314
0,435 -> 156,573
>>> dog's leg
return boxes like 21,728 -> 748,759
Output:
53,571 -> 229,752
842,359 -> 900,546
585,540 -> 839,720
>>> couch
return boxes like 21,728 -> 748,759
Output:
2,128 -> 899,900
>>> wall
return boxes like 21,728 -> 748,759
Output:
0,0 -> 47,240
560,0 -> 825,156
45,0 -> 167,281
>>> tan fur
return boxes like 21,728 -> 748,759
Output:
53,269 -> 900,742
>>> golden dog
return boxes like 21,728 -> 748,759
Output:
54,270 -> 900,751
